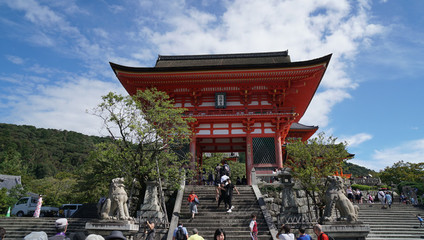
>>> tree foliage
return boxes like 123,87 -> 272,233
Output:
285,132 -> 350,220
85,89 -> 193,210
379,160 -> 424,185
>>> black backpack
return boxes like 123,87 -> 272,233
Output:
175,226 -> 186,240
220,164 -> 230,176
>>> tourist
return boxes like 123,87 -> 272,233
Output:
377,189 -> 385,206
249,214 -> 258,240
346,186 -> 354,202
214,164 -> 222,201
236,176 -> 242,185
224,179 -> 240,213
400,193 -> 406,203
188,190 -> 199,219
173,222 -> 188,240
213,229 -> 226,240
0,227 -> 5,240
48,218 -> 70,240
366,192 -> 374,204
85,234 -> 104,240
242,175 -> 247,185
69,232 -> 86,240
145,220 -> 155,240
187,228 -> 204,240
355,189 -> 362,204
276,224 -> 294,240
25,232 -> 48,240
416,214 -> 423,228
217,183 -> 228,209
34,194 -> 43,218
104,231 -> 126,240
220,160 -> 230,177
296,227 -> 312,240
385,191 -> 392,208
313,224 -> 329,240
207,171 -> 214,185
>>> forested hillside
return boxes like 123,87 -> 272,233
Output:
0,123 -> 110,179
342,161 -> 376,177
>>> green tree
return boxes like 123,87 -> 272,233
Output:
0,148 -> 27,176
84,89 -> 193,211
285,132 -> 350,221
379,160 -> 424,185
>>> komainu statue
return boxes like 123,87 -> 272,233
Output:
100,177 -> 131,220
323,176 -> 359,222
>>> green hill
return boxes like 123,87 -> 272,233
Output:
0,123 -> 110,179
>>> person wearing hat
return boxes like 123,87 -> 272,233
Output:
105,231 -> 126,240
188,228 -> 204,240
48,218 -> 70,240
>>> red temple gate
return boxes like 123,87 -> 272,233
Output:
110,51 -> 331,184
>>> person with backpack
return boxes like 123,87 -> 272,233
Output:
173,222 -> 188,240
220,161 -> 231,177
224,179 -> 240,213
313,224 -> 329,240
187,190 -> 199,219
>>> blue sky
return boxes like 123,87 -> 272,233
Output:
1,0 -> 423,171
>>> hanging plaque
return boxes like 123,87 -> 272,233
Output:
215,92 -> 226,109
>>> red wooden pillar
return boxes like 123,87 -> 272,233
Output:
275,131 -> 283,169
246,134 -> 253,185
190,136 -> 197,170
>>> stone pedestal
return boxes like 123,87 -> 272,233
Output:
322,222 -> 370,240
278,169 -> 306,226
85,220 -> 139,238
137,181 -> 165,222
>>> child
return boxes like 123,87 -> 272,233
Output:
417,214 -> 423,228
249,213 -> 258,240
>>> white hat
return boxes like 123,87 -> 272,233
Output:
55,218 -> 68,227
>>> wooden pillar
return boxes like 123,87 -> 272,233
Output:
275,131 -> 283,169
190,136 -> 197,170
246,134 -> 253,185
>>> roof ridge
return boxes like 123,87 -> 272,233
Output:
157,50 -> 289,61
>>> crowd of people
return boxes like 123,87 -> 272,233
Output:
1,218 -> 131,240
172,222 -> 226,240
275,223 -> 331,240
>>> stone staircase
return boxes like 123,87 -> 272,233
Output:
0,217 -> 89,240
357,203 -> 424,240
179,185 -> 273,240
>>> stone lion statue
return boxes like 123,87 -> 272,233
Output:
100,177 -> 131,220
323,176 -> 359,222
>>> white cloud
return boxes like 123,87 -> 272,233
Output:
6,77 -> 126,136
142,0 -> 383,128
0,0 -> 386,139
372,139 -> 424,170
5,55 -> 25,64
339,133 -> 373,147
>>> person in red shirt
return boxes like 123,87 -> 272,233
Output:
187,190 -> 199,219
313,224 -> 329,240
249,214 -> 258,240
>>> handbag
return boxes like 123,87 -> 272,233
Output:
194,196 -> 200,205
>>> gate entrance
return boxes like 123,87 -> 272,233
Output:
111,50 -> 331,184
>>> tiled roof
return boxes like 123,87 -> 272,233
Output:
155,50 -> 291,67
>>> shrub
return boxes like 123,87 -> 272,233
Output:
351,184 -> 374,191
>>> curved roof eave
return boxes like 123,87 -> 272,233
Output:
109,54 -> 332,74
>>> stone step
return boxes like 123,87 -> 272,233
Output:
176,185 -> 272,240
